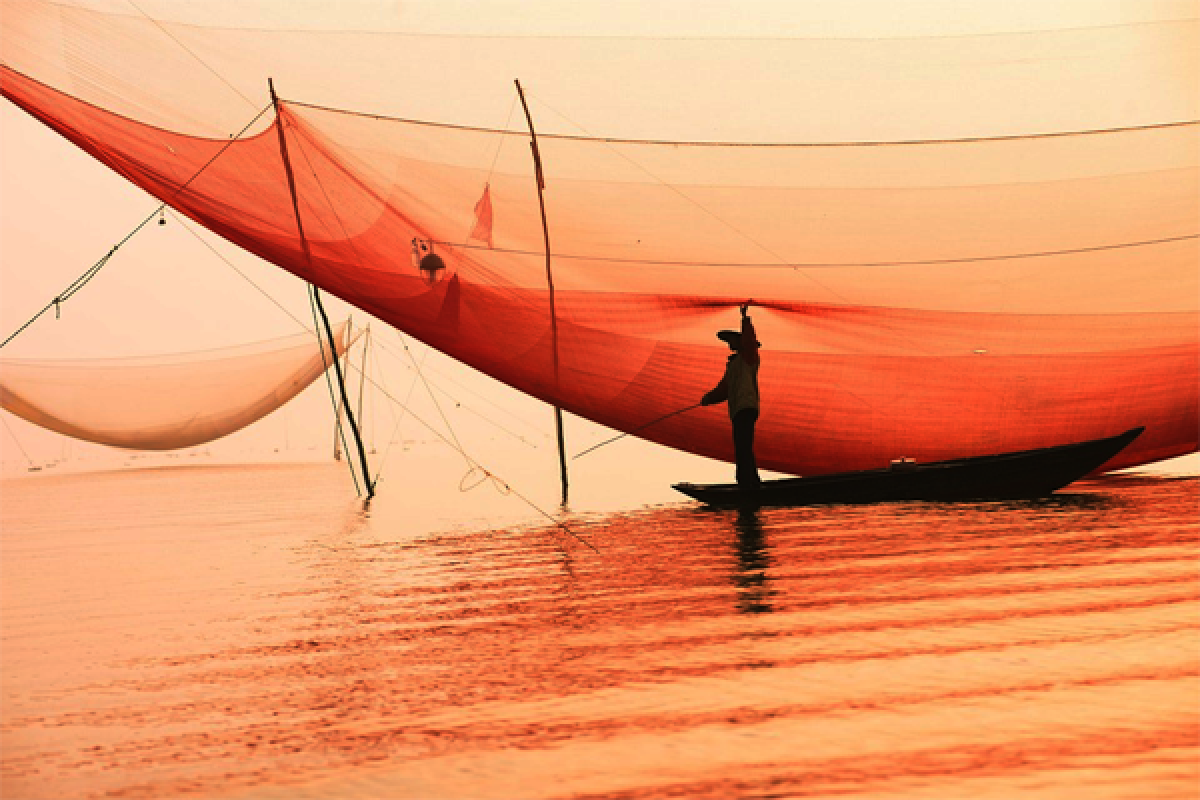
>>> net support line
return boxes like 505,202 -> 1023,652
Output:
516,78 -> 569,507
0,100 -> 273,350
269,78 -> 375,500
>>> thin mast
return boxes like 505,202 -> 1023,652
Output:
269,79 -> 374,499
357,324 -> 369,430
333,392 -> 344,460
515,79 -> 569,506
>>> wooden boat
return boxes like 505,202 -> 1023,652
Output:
673,427 -> 1144,507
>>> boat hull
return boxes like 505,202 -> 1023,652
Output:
673,427 -> 1144,507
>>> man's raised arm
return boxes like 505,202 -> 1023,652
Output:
741,303 -> 760,367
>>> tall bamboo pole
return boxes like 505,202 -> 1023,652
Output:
269,79 -> 374,498
515,79 -> 569,506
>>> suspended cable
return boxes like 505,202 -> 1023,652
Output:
0,414 -> 36,469
168,209 -> 314,332
0,100 -> 273,350
370,343 -> 429,484
371,337 -> 547,438
392,330 -> 473,458
433,232 -> 1199,270
461,94 -> 519,246
286,99 -> 1198,147
67,9 -> 1196,42
342,355 -> 599,553
573,403 -> 704,460
124,0 -> 259,111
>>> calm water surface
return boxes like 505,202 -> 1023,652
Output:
1,464 -> 1196,799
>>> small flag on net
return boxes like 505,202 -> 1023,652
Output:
469,183 -> 494,248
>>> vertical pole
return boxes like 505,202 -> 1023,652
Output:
357,325 -> 369,431
515,79 -> 569,506
333,392 -> 344,460
269,79 -> 374,499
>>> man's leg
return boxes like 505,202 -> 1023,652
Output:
734,409 -> 761,489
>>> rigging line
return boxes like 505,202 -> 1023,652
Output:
124,0 -> 259,111
339,356 -> 598,553
0,414 -> 36,468
307,284 -> 362,496
383,354 -> 540,447
462,94 -> 520,246
393,330 -> 469,459
430,389 -> 540,448
166,209 -> 315,333
45,5 -> 1194,42
368,336 -> 548,442
432,232 -> 1200,269
573,403 -> 704,460
523,89 -> 852,306
370,345 -> 429,484
0,253 -> 111,349
285,99 -> 1199,146
0,100 -> 273,350
487,96 -> 520,176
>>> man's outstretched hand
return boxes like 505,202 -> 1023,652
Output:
740,301 -> 753,318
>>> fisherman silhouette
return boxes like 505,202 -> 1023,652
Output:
701,303 -> 761,489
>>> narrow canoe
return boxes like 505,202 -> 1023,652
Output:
673,427 -> 1144,507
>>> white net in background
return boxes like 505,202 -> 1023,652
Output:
0,322 -> 356,450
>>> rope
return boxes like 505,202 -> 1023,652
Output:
123,0 -> 258,111
431,231 -> 1199,270
0,101 -> 273,350
461,95 -> 519,246
573,403 -> 703,460
370,340 -> 427,483
284,99 -> 1198,147
0,414 -> 36,468
341,355 -> 598,553
168,209 -> 314,331
372,337 -> 547,438
393,331 -> 468,458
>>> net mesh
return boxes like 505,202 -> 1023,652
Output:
0,323 -> 354,450
2,1 -> 1196,473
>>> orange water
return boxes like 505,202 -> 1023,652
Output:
2,465 -> 1196,799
